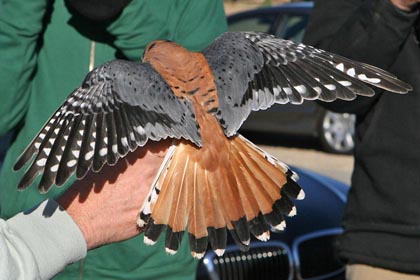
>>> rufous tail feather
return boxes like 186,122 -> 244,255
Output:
138,134 -> 304,258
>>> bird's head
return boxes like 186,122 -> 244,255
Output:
142,40 -> 191,69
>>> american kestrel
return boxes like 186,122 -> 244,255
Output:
14,32 -> 411,258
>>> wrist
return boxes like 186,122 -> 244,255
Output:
66,207 -> 96,249
57,193 -> 98,249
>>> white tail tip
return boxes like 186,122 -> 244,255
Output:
274,221 -> 286,231
256,231 -> 270,242
165,247 -> 177,255
291,172 -> 299,182
137,216 -> 147,228
215,249 -> 225,256
297,189 -> 305,200
288,206 -> 297,217
192,252 -> 205,259
144,236 -> 156,246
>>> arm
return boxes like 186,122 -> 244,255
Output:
0,0 -> 50,135
303,0 -> 419,115
0,200 -> 86,280
0,141 -> 167,279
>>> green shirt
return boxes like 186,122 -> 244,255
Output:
0,0 -> 227,278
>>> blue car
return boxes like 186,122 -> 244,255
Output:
229,2 -> 356,155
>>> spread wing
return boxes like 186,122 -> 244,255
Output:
203,31 -> 412,136
14,60 -> 201,193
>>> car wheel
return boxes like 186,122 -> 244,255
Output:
318,111 -> 355,154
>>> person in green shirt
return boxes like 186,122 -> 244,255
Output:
0,0 -> 227,279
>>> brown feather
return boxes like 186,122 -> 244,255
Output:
231,147 -> 275,214
188,163 -> 207,239
203,169 -> 226,229
236,142 -> 283,202
166,156 -> 190,233
226,158 -> 260,221
151,148 -> 184,227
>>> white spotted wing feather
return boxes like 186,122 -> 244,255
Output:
203,32 -> 412,136
14,60 -> 201,193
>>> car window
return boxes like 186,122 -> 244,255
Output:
228,13 -> 277,33
275,14 -> 309,43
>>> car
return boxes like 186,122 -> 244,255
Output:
196,166 -> 348,280
227,1 -> 356,154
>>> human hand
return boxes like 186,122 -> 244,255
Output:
391,0 -> 420,11
57,140 -> 169,249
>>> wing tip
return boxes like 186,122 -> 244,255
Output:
13,151 -> 34,172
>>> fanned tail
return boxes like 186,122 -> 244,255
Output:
138,135 -> 304,258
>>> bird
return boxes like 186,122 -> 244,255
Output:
14,31 -> 411,258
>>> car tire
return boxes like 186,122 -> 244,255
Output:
318,111 -> 355,154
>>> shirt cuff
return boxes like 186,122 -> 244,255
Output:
7,199 -> 87,279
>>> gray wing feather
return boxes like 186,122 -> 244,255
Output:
14,59 -> 201,192
203,32 -> 412,136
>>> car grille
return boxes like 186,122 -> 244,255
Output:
197,228 -> 345,280
201,242 -> 292,280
